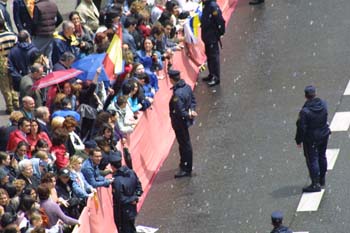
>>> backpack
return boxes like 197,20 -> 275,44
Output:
39,207 -> 50,228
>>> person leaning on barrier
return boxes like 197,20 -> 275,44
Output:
110,152 -> 142,233
81,147 -> 114,188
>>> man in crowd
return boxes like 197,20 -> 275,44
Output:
19,63 -> 44,107
0,18 -> 19,114
52,21 -> 80,65
76,0 -> 100,32
6,117 -> 30,152
32,0 -> 63,65
20,96 -> 35,119
168,70 -> 197,178
200,0 -> 225,87
0,0 -> 13,32
81,147 -> 114,188
122,17 -> 138,55
8,30 -> 39,92
53,51 -> 76,71
35,106 -> 51,136
110,153 -> 142,233
295,85 -> 331,192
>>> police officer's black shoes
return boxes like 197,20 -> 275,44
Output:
207,77 -> 220,87
302,182 -> 321,193
174,170 -> 192,178
320,176 -> 326,187
249,0 -> 264,5
202,75 -> 213,82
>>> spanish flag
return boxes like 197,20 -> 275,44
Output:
103,25 -> 124,80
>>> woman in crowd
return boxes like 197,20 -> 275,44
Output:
13,141 -> 30,161
59,82 -> 78,111
62,116 -> 84,156
0,152 -> 17,182
37,185 -> 79,230
68,156 -> 95,199
1,111 -> 24,151
0,188 -> 17,216
27,120 -> 52,157
50,128 -> 69,170
69,11 -> 94,58
136,37 -> 163,91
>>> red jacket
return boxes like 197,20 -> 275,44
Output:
51,144 -> 68,169
7,129 -> 28,152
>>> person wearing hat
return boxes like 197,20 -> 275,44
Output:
295,85 -> 331,192
110,153 -> 142,233
168,70 -> 197,178
270,211 -> 292,233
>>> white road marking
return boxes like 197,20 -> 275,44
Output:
344,80 -> 350,95
296,189 -> 325,212
329,112 -> 350,132
326,148 -> 340,170
136,225 -> 159,233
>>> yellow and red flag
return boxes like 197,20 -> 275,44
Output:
103,25 -> 124,80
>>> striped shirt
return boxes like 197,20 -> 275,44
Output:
0,30 -> 17,57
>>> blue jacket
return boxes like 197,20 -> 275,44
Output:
122,29 -> 137,55
70,170 -> 93,198
52,32 -> 80,65
112,166 -> 142,207
200,0 -> 225,44
169,79 -> 196,127
13,0 -> 33,34
8,42 -> 39,91
295,97 -> 331,144
81,158 -> 111,188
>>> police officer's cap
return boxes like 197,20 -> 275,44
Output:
271,211 -> 283,223
168,70 -> 181,80
304,85 -> 316,96
109,151 -> 122,164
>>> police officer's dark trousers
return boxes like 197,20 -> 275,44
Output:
205,42 -> 220,80
172,119 -> 193,172
303,138 -> 328,180
114,204 -> 137,233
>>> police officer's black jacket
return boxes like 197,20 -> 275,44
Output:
112,166 -> 143,207
295,97 -> 331,144
200,0 -> 226,44
169,79 -> 196,127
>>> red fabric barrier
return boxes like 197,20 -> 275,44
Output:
75,0 -> 237,232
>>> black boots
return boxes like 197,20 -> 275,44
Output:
249,0 -> 265,5
302,178 -> 321,193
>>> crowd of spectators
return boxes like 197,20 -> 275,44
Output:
0,0 -> 203,232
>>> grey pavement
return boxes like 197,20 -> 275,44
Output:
137,0 -> 350,233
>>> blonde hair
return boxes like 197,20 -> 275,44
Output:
51,116 -> 65,131
69,155 -> 82,170
9,111 -> 24,123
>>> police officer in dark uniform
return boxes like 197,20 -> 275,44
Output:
169,70 -> 197,178
270,211 -> 292,233
200,0 -> 226,87
110,153 -> 143,233
295,85 -> 331,193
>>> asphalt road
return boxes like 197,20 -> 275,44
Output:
137,0 -> 350,232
